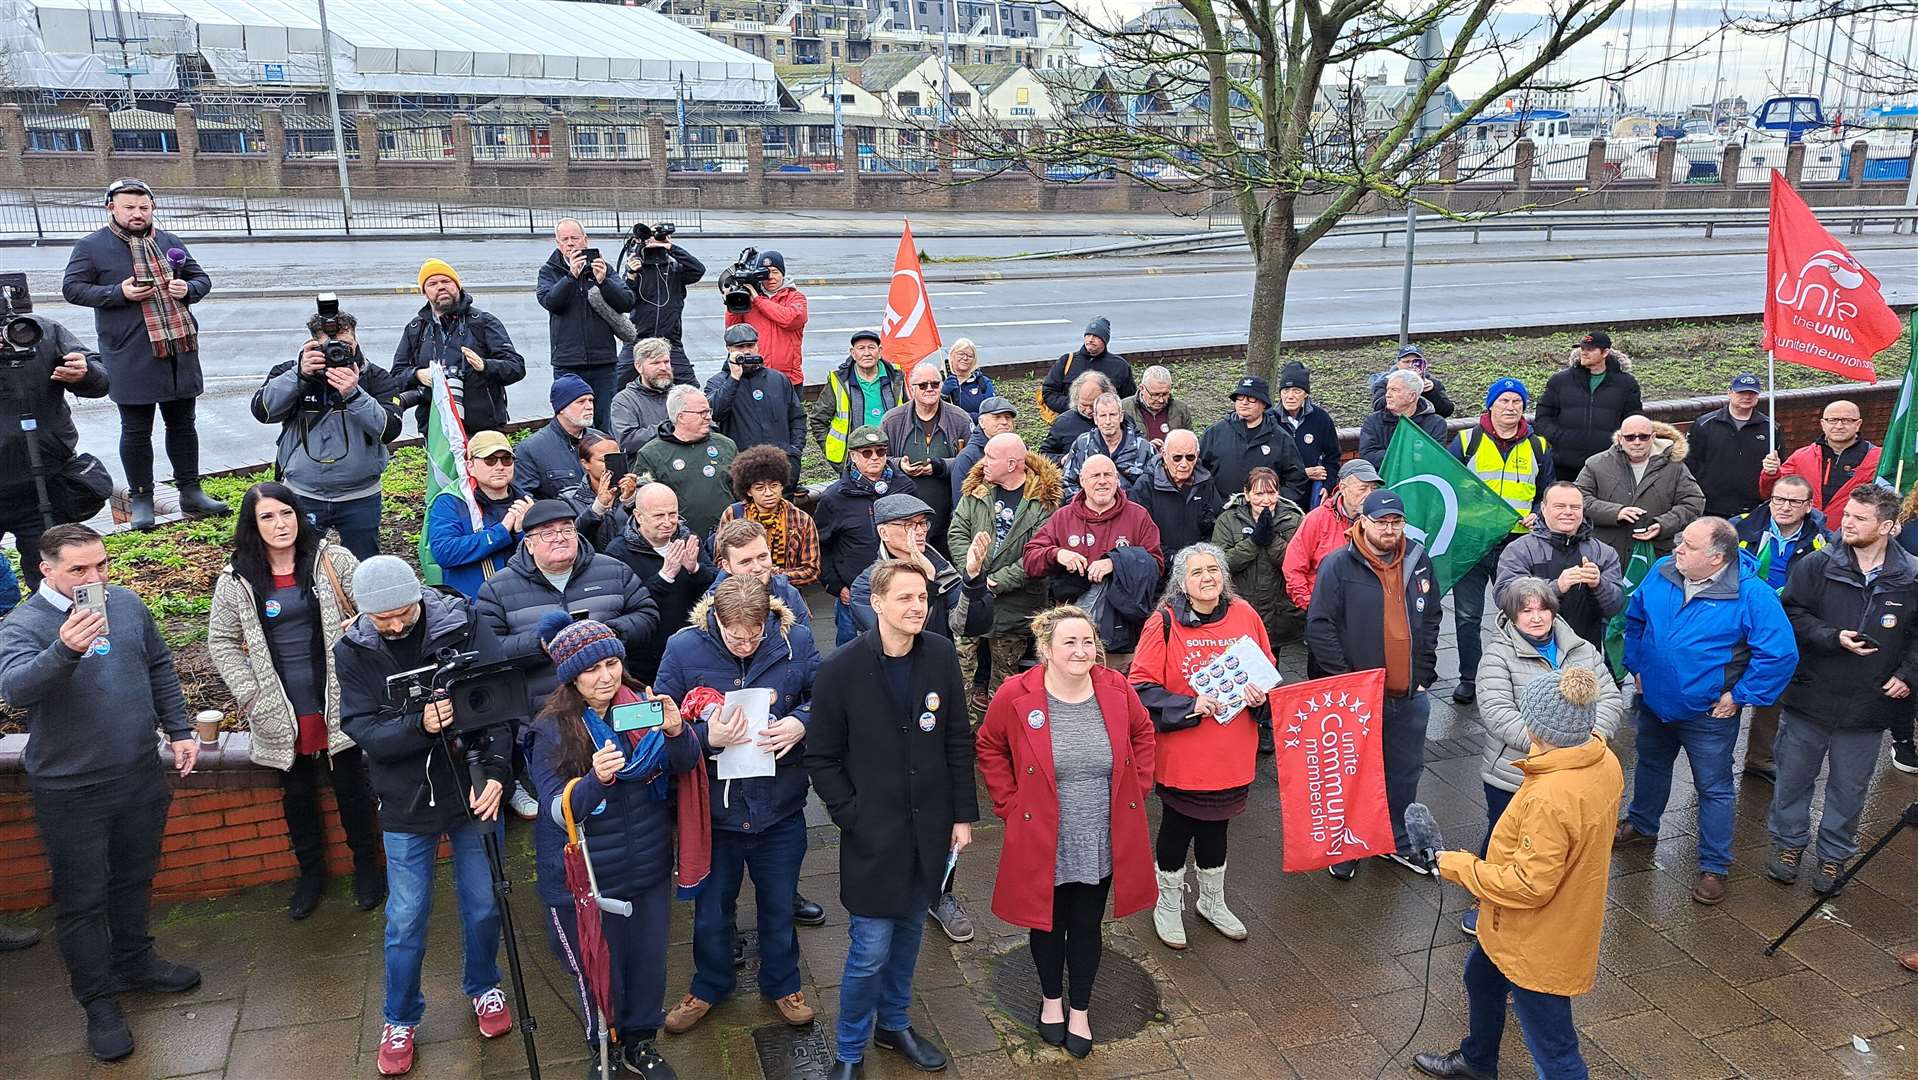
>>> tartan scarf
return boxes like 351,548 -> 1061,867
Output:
747,498 -> 792,570
108,220 -> 197,359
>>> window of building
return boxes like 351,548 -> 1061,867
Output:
1016,86 -> 1029,104
950,92 -> 971,107
897,91 -> 921,107
776,40 -> 785,54
831,41 -> 841,56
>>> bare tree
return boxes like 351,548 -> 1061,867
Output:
936,1 -> 1649,379
1737,2 -> 1918,102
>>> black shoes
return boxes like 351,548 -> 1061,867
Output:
827,1061 -> 861,1080
1064,1030 -> 1093,1059
113,956 -> 202,994
1414,1050 -> 1496,1079
0,919 -> 43,951
793,891 -> 827,927
1257,723 -> 1275,755
1036,1009 -> 1065,1047
84,999 -> 134,1062
177,482 -> 230,517
353,858 -> 387,911
288,875 -> 326,920
875,1027 -> 949,1072
1327,859 -> 1359,881
1452,683 -> 1477,705
127,488 -> 156,531
619,1038 -> 677,1078
1893,738 -> 1918,775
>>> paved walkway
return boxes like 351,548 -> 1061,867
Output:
4,604 -> 1916,1079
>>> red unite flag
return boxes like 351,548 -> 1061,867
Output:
1762,171 -> 1902,382
1272,669 -> 1395,872
880,219 -> 942,366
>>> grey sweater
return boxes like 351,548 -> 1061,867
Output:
0,585 -> 189,787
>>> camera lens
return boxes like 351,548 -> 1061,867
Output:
3,317 -> 41,350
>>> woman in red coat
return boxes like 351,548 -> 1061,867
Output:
977,605 -> 1155,1060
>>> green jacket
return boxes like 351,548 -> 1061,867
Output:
947,451 -> 1064,633
1211,492 -> 1306,642
632,426 -> 739,536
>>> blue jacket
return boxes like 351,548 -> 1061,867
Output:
1624,548 -> 1798,721
426,487 -> 523,599
942,372 -> 997,418
525,705 -> 703,907
653,592 -> 819,835
706,569 -> 808,621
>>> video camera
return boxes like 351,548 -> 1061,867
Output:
730,351 -> 765,374
0,273 -> 43,366
314,293 -> 355,368
633,221 -> 676,244
385,647 -> 533,737
718,247 -> 772,315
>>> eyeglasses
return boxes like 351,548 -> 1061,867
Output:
885,518 -> 932,532
1619,433 -> 1654,442
852,447 -> 888,457
1823,416 -> 1861,424
526,527 -> 576,545
472,452 -> 514,466
678,407 -> 712,419
911,381 -> 941,390
1770,495 -> 1811,506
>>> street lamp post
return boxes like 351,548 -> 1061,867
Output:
316,0 -> 354,223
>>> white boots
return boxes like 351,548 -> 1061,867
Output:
1194,864 -> 1248,941
1154,864 -> 1248,947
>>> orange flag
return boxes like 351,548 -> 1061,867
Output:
881,219 -> 942,366
1762,170 -> 1902,382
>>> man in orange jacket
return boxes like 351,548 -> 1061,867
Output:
1415,666 -> 1622,1080
722,250 -> 808,385
1756,399 -> 1879,519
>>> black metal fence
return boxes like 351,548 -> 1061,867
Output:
0,186 -> 705,239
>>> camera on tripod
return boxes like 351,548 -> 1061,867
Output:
1,272 -> 43,366
717,247 -> 771,314
385,648 -> 533,736
314,293 -> 355,368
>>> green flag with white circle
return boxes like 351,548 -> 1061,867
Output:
1380,419 -> 1522,594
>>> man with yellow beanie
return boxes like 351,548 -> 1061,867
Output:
1415,666 -> 1622,1080
393,258 -> 526,436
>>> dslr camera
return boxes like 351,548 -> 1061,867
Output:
718,246 -> 772,315
314,293 -> 355,368
0,272 -> 43,366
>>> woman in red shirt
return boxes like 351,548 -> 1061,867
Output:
1129,543 -> 1273,951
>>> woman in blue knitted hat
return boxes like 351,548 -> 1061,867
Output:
525,612 -> 704,1080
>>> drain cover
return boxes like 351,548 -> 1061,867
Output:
987,944 -> 1163,1041
752,1020 -> 834,1080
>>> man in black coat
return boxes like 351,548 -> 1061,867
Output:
1306,490 -> 1442,882
536,219 -> 635,434
705,324 -> 805,485
1199,376 -> 1308,507
805,560 -> 975,1078
513,373 -> 596,503
1770,485 -> 1918,896
1355,369 -> 1452,469
604,482 -> 717,683
1128,428 -> 1219,572
393,259 -> 527,438
0,309 -> 110,586
1534,330 -> 1643,483
617,228 -> 706,387
1038,369 -> 1109,460
1688,373 -> 1777,518
1038,316 -> 1135,418
814,426 -> 918,647
60,177 -> 223,528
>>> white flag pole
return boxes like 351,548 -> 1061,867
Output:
1767,350 -> 1777,453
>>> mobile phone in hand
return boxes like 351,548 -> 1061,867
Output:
580,247 -> 601,266
606,452 -> 629,482
73,581 -> 108,634
609,699 -> 665,732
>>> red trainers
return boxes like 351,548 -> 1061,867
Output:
472,987 -> 512,1039
376,1023 -> 415,1076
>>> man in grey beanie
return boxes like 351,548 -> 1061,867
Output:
333,555 -> 519,1075
1038,315 -> 1135,418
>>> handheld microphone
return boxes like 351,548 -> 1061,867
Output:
1403,802 -> 1444,874
165,247 -> 187,268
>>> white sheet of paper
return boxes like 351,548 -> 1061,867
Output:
715,687 -> 778,780
1188,637 -> 1283,724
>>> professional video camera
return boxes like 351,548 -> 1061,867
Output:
313,293 -> 356,368
717,246 -> 771,315
633,221 -> 677,245
0,272 -> 43,365
385,647 -> 532,736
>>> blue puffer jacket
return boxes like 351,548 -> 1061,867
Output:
1624,548 -> 1798,721
706,569 -> 809,625
653,592 -> 820,834
525,700 -> 702,907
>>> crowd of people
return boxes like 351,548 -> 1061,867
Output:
4,179 -> 1918,1080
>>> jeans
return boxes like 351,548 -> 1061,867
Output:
29,763 -> 171,1006
1625,705 -> 1737,875
1458,943 -> 1589,1079
691,811 -> 806,1003
1767,711 -> 1883,864
1453,541 -> 1508,690
1477,783 -> 1516,859
117,397 -> 200,492
380,818 -> 503,1027
281,748 -> 380,879
1383,693 -> 1432,851
302,493 -> 384,560
560,365 -> 617,434
546,877 -> 671,1044
836,909 -> 928,1062
834,598 -> 858,647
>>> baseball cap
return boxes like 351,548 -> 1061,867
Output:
1361,490 -> 1407,519
467,430 -> 513,459
1338,459 -> 1382,483
1729,373 -> 1761,393
1579,330 -> 1612,350
872,493 -> 933,525
977,396 -> 1017,417
105,177 -> 153,201
723,324 -> 759,347
1396,343 -> 1424,361
847,426 -> 888,451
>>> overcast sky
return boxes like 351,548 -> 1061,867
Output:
1057,1 -> 1918,114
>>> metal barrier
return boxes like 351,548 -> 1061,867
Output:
0,186 -> 705,238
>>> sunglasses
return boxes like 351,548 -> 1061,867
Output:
911,381 -> 941,390
1167,453 -> 1198,462
1619,433 -> 1653,442
473,452 -> 515,465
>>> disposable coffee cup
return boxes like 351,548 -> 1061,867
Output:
194,710 -> 223,746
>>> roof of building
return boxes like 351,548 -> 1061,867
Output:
954,63 -> 1024,93
854,53 -> 933,92
11,0 -> 776,105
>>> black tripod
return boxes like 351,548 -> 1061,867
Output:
1766,801 -> 1918,955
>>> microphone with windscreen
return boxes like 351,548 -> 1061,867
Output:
1403,802 -> 1444,874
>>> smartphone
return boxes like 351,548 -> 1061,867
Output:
73,582 -> 108,633
609,699 -> 665,733
1855,632 -> 1884,650
133,270 -> 157,287
580,247 -> 602,265
605,452 -> 629,482
568,607 -> 591,623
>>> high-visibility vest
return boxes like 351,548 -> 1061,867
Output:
1464,428 -> 1546,534
823,367 -> 904,465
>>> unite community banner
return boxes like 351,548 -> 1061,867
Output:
1272,669 -> 1394,872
